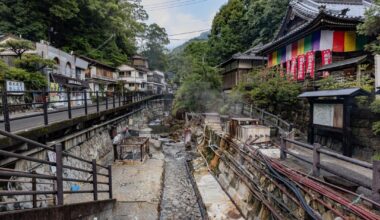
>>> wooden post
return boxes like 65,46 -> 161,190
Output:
32,171 -> 37,208
307,99 -> 314,144
55,143 -> 64,206
108,165 -> 113,199
312,143 -> 321,177
92,159 -> 98,201
280,137 -> 287,160
373,160 -> 380,209
342,97 -> 353,157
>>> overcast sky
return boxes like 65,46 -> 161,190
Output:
141,0 -> 228,49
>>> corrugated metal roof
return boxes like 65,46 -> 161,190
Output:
298,88 -> 369,98
317,55 -> 368,71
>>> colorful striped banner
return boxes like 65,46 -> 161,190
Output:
267,30 -> 367,67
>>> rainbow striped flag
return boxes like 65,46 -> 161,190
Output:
268,30 -> 366,67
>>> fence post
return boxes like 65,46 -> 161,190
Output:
92,159 -> 98,201
250,104 -> 253,117
96,91 -> 99,113
312,143 -> 321,177
67,91 -> 72,119
84,91 -> 88,115
55,143 -> 64,206
113,92 -> 116,109
123,92 -> 126,105
2,90 -> 10,132
32,171 -> 37,208
43,89 -> 49,125
118,92 -> 121,107
108,165 -> 113,199
260,110 -> 264,124
372,160 -> 380,207
280,137 -> 287,160
106,92 -> 109,110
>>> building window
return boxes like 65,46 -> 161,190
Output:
139,72 -> 143,78
129,83 -> 134,87
128,72 -> 132,77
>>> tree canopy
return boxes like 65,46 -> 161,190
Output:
0,0 -> 150,66
206,0 -> 289,66
141,23 -> 169,71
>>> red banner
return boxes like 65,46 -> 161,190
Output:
306,51 -> 315,78
321,49 -> 332,77
297,55 -> 306,80
286,60 -> 291,75
290,57 -> 297,80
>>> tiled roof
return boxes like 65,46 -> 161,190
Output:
291,0 -> 373,19
258,0 -> 374,54
298,87 -> 370,98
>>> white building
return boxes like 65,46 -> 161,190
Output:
118,64 -> 147,92
36,41 -> 89,107
147,70 -> 167,94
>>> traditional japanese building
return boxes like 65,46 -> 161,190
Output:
258,0 -> 375,82
219,46 -> 267,92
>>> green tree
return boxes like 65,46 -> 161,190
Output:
0,39 -> 35,59
0,0 -> 149,66
357,0 -> 380,54
141,23 -> 169,71
0,60 -> 47,90
14,54 -> 55,73
207,0 -> 288,66
171,40 -> 222,114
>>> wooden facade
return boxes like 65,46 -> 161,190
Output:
220,51 -> 266,91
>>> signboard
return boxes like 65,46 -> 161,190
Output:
47,151 -> 57,174
297,55 -> 306,80
321,49 -> 332,77
290,57 -> 297,80
306,51 -> 315,78
313,103 -> 343,128
6,80 -> 25,94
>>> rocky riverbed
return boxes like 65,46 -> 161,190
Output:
160,141 -> 202,220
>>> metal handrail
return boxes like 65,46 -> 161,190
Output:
0,129 -> 113,211
1,90 -> 156,132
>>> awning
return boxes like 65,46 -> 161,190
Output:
317,55 -> 368,72
298,88 -> 370,98
50,74 -> 89,89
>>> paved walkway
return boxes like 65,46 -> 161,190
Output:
0,99 -> 131,132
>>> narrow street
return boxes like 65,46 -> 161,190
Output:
160,141 -> 202,220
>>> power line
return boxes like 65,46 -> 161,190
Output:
168,29 -> 210,36
145,0 -> 208,11
144,0 -> 196,7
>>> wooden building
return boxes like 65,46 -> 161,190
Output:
257,0 -> 375,82
219,47 -> 266,92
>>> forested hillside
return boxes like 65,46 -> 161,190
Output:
170,0 -> 289,113
0,0 -> 169,68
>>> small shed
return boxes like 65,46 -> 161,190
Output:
299,88 -> 370,157
118,137 -> 150,162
